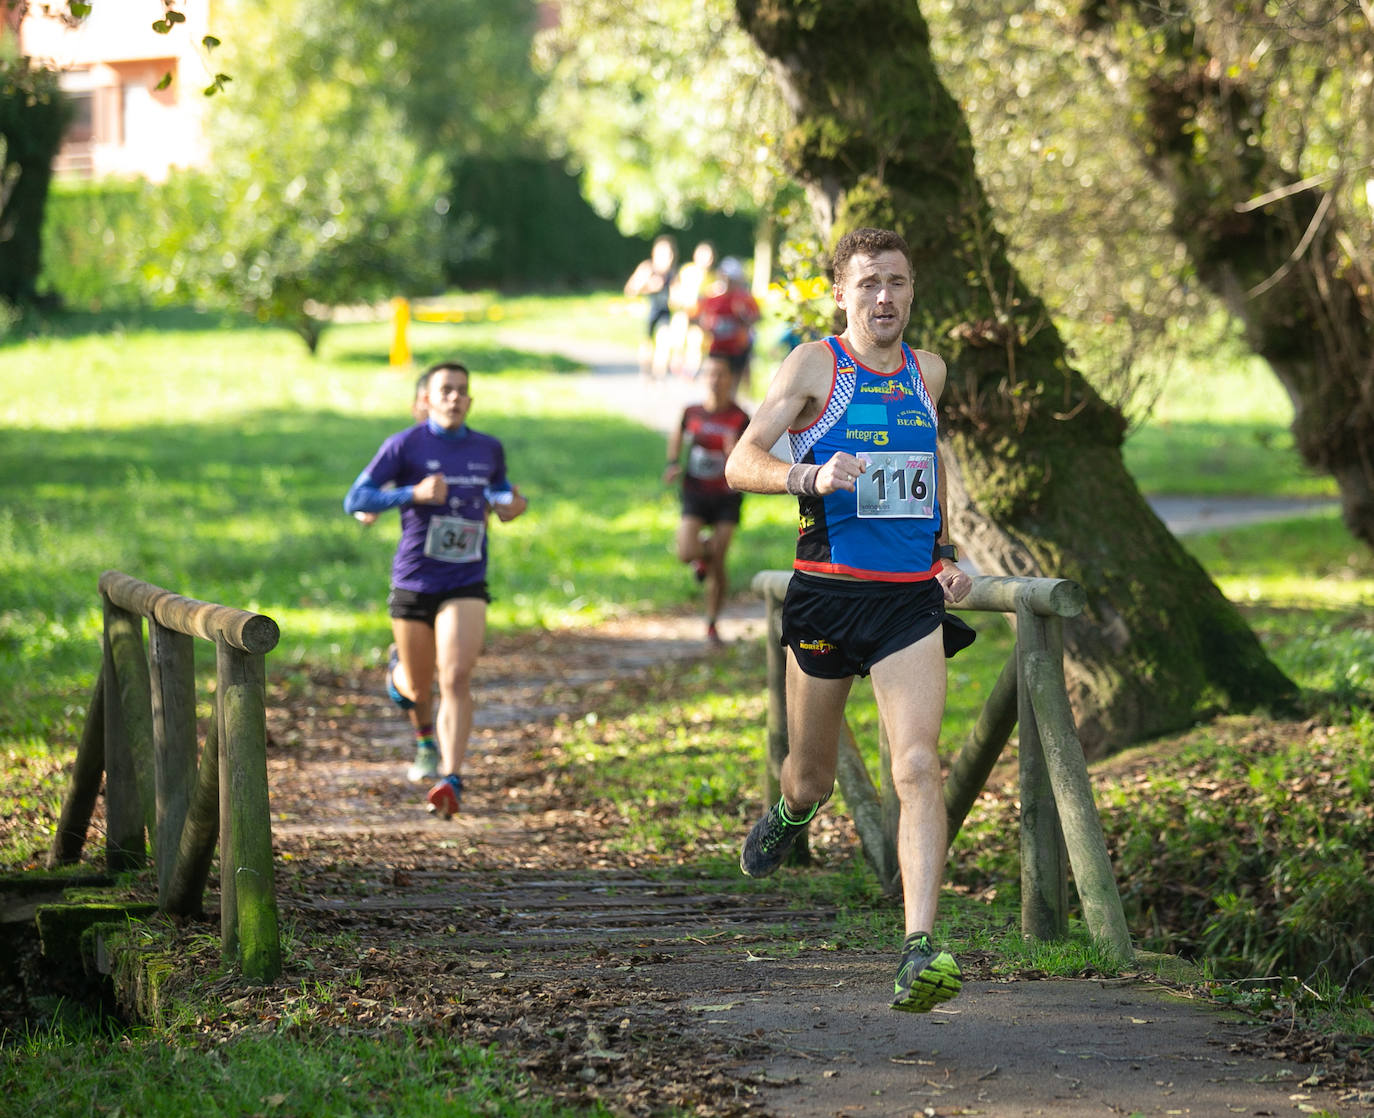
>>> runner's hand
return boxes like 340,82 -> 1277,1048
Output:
936,561 -> 972,604
816,452 -> 866,494
412,472 -> 448,505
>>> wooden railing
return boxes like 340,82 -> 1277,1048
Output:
751,569 -> 1133,962
47,571 -> 283,981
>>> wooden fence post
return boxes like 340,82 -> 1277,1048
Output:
1016,600 -> 1068,941
837,723 -> 900,894
47,673 -> 106,868
102,605 -> 145,872
218,640 -> 281,981
761,582 -> 814,866
943,652 -> 1019,843
165,714 -> 220,917
751,568 -> 1121,952
148,621 -> 198,902
762,583 -> 788,810
78,570 -> 283,979
1024,651 -> 1134,962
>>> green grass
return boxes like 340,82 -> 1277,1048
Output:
1121,347 -> 1338,498
0,1026 -> 605,1118
0,297 -> 797,753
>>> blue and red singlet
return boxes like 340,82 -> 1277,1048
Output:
789,336 -> 942,582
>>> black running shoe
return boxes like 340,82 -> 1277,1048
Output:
891,932 -> 962,1013
739,795 -> 826,878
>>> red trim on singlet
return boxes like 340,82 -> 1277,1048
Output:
787,346 -> 840,435
793,559 -> 941,583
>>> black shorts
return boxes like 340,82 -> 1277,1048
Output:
781,572 -> 976,679
681,488 -> 743,526
388,583 -> 490,626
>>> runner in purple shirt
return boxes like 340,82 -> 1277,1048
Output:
344,361 -> 527,819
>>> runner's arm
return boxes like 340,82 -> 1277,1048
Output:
343,471 -> 415,515
725,342 -> 860,496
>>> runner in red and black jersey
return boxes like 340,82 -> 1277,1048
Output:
663,356 -> 750,645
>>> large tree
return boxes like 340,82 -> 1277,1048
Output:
734,0 -> 1298,754
1072,0 -> 1374,548
0,53 -> 70,306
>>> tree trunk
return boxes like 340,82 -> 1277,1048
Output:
1078,1 -> 1374,549
735,0 -> 1297,755
0,59 -> 71,306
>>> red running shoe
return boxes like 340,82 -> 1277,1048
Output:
426,775 -> 462,820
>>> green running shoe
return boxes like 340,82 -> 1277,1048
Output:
739,794 -> 827,878
406,743 -> 439,783
891,933 -> 962,1013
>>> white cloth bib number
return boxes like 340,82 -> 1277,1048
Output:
424,515 -> 485,563
856,451 -> 935,518
687,444 -> 726,480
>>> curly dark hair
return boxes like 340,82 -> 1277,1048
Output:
830,227 -> 911,285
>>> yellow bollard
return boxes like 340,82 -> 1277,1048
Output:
390,297 -> 412,367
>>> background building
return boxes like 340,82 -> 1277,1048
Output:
12,0 -> 213,180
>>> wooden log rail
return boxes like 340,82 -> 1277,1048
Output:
751,569 -> 1133,963
47,570 -> 283,981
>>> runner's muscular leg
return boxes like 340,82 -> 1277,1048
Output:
869,627 -> 949,936
433,597 -> 487,776
782,650 -> 852,811
390,617 -> 437,729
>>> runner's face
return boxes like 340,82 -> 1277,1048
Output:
426,369 -> 472,429
835,250 -> 913,349
703,358 -> 734,403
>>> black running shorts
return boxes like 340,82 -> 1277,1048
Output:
780,572 -> 976,679
681,488 -> 743,526
388,583 -> 490,626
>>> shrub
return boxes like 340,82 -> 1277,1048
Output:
40,180 -> 159,310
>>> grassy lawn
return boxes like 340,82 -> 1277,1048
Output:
2,296 -> 1370,1110
1121,345 -> 1339,499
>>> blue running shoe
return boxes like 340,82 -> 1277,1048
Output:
891,932 -> 962,1013
386,645 -> 415,711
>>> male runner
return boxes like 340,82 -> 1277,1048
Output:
724,227 -> 975,1012
344,361 -> 527,818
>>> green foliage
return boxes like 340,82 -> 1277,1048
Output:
147,17 -> 447,351
38,180 -> 159,311
264,0 -> 542,161
445,157 -> 755,289
1,1027 -> 604,1117
532,0 -> 783,235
